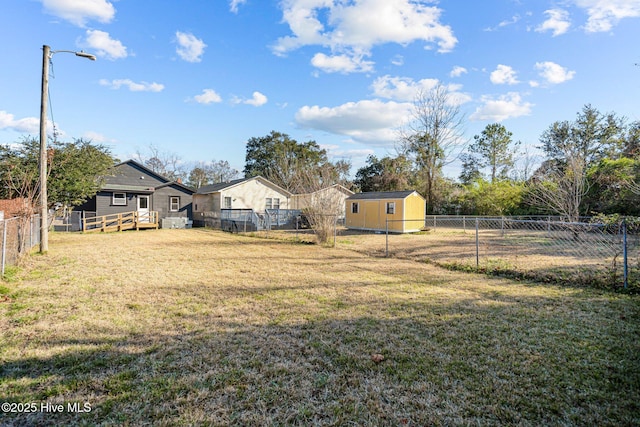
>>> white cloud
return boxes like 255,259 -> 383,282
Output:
295,99 -> 411,146
0,110 -> 40,133
233,91 -> 268,107
273,0 -> 457,74
371,75 -> 472,106
321,144 -> 376,159
450,66 -> 468,78
371,75 -> 439,101
485,14 -> 521,31
247,91 -> 268,106
311,52 -> 374,73
192,89 -> 222,105
490,64 -> 520,85
535,61 -> 576,84
536,9 -> 571,36
574,0 -> 640,32
84,30 -> 127,60
40,0 -> 115,27
229,0 -> 247,13
470,92 -> 533,122
391,55 -> 404,66
175,31 -> 207,63
99,79 -> 165,92
83,131 -> 115,143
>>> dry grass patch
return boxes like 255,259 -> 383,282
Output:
314,227 -> 640,290
1,229 -> 639,426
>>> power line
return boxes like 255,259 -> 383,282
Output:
47,57 -> 59,143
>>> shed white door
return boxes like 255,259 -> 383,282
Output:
137,195 -> 150,222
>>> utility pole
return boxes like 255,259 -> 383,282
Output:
39,45 -> 96,253
39,45 -> 51,253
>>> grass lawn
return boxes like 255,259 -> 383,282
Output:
1,229 -> 639,426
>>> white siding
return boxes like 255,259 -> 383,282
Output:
220,179 -> 290,210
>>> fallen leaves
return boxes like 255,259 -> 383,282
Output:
371,353 -> 385,364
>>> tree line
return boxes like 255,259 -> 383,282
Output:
355,87 -> 640,220
1,83 -> 639,222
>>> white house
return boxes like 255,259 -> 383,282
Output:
192,176 -> 292,227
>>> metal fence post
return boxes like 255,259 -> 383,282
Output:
386,218 -> 389,257
334,215 -> 337,247
623,218 -> 628,290
1,220 -> 7,277
475,217 -> 479,270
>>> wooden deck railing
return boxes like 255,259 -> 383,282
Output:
82,211 -> 159,233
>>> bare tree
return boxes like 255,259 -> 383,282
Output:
512,144 -> 541,182
295,163 -> 351,245
399,83 -> 466,213
528,157 -> 588,222
135,145 -> 186,181
530,105 -> 624,221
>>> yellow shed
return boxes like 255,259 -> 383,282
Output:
345,190 -> 426,233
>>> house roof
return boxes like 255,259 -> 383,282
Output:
196,177 -> 250,194
110,160 -> 195,194
154,181 -> 195,194
346,190 -> 422,201
293,184 -> 355,198
196,176 -> 293,196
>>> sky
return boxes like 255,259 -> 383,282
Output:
1,0 -> 639,179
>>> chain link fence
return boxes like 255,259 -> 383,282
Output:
53,210 -> 94,232
1,214 -> 41,277
335,216 -> 639,291
221,210 -> 342,245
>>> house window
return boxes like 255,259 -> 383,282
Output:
273,198 -> 280,210
351,202 -> 359,214
265,198 -> 272,210
224,197 -> 232,209
170,196 -> 180,212
386,202 -> 395,214
112,192 -> 126,206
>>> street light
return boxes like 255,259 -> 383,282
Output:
39,45 -> 96,253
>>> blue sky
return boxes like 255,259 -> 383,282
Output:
1,0 -> 639,178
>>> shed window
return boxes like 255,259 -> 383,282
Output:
265,198 -> 272,210
112,192 -> 126,206
224,197 -> 232,209
273,198 -> 280,210
351,202 -> 359,214
386,202 -> 395,215
170,196 -> 180,212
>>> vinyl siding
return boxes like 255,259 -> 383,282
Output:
75,161 -> 194,221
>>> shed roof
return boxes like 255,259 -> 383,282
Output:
347,190 -> 421,201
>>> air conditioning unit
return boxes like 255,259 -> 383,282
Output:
161,217 -> 192,229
